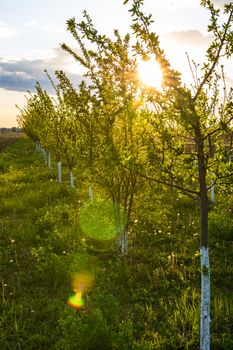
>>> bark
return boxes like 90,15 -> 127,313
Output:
57,160 -> 62,183
115,202 -> 128,255
47,152 -> 51,168
88,186 -> 94,200
200,246 -> 211,350
117,225 -> 128,255
210,179 -> 215,203
196,125 -> 210,350
123,226 -> 128,255
70,170 -> 74,189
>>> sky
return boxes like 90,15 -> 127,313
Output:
0,0 -> 232,127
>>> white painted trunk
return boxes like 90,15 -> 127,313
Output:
57,161 -> 62,183
117,228 -> 128,255
200,246 -> 210,350
70,170 -> 74,189
88,186 -> 94,200
47,152 -> 51,168
122,227 -> 128,255
210,180 -> 214,203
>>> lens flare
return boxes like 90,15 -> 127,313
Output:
67,272 -> 94,310
79,198 -> 126,241
72,272 -> 94,292
67,291 -> 84,310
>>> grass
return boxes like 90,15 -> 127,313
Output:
0,136 -> 233,349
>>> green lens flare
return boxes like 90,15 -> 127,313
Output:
67,292 -> 84,309
79,198 -> 126,241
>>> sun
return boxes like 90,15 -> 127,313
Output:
137,58 -> 162,89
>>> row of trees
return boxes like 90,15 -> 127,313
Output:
17,1 -> 233,349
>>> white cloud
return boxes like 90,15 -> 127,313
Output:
0,21 -> 18,39
162,30 -> 212,48
22,20 -> 63,34
147,0 -> 199,10
23,20 -> 39,27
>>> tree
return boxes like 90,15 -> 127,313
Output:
61,14 -> 147,253
123,0 -> 233,349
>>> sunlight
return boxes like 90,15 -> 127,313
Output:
137,58 -> 162,89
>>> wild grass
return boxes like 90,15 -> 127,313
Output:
0,137 -> 233,349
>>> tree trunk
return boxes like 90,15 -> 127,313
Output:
47,152 -> 51,168
200,246 -> 211,350
114,202 -> 128,255
70,170 -> 74,189
57,153 -> 62,183
210,177 -> 215,203
57,161 -> 62,182
88,186 -> 94,200
196,126 -> 210,350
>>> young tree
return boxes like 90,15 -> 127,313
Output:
61,14 -> 147,253
123,0 -> 233,349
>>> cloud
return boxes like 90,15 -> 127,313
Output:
0,47 -> 83,93
149,0 -> 199,10
162,30 -> 212,48
0,21 -> 18,39
23,20 -> 39,27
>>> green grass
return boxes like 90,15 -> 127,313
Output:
0,137 -> 233,349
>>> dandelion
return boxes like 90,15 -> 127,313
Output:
134,219 -> 138,223
10,239 -> 15,244
9,259 -> 14,263
158,230 -> 162,233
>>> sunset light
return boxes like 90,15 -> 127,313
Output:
137,58 -> 162,88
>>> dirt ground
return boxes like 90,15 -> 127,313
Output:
0,132 -> 25,152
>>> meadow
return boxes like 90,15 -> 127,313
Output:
0,136 -> 233,349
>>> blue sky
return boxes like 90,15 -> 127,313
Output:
0,0 -> 232,126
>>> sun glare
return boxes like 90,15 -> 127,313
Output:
137,59 -> 162,89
